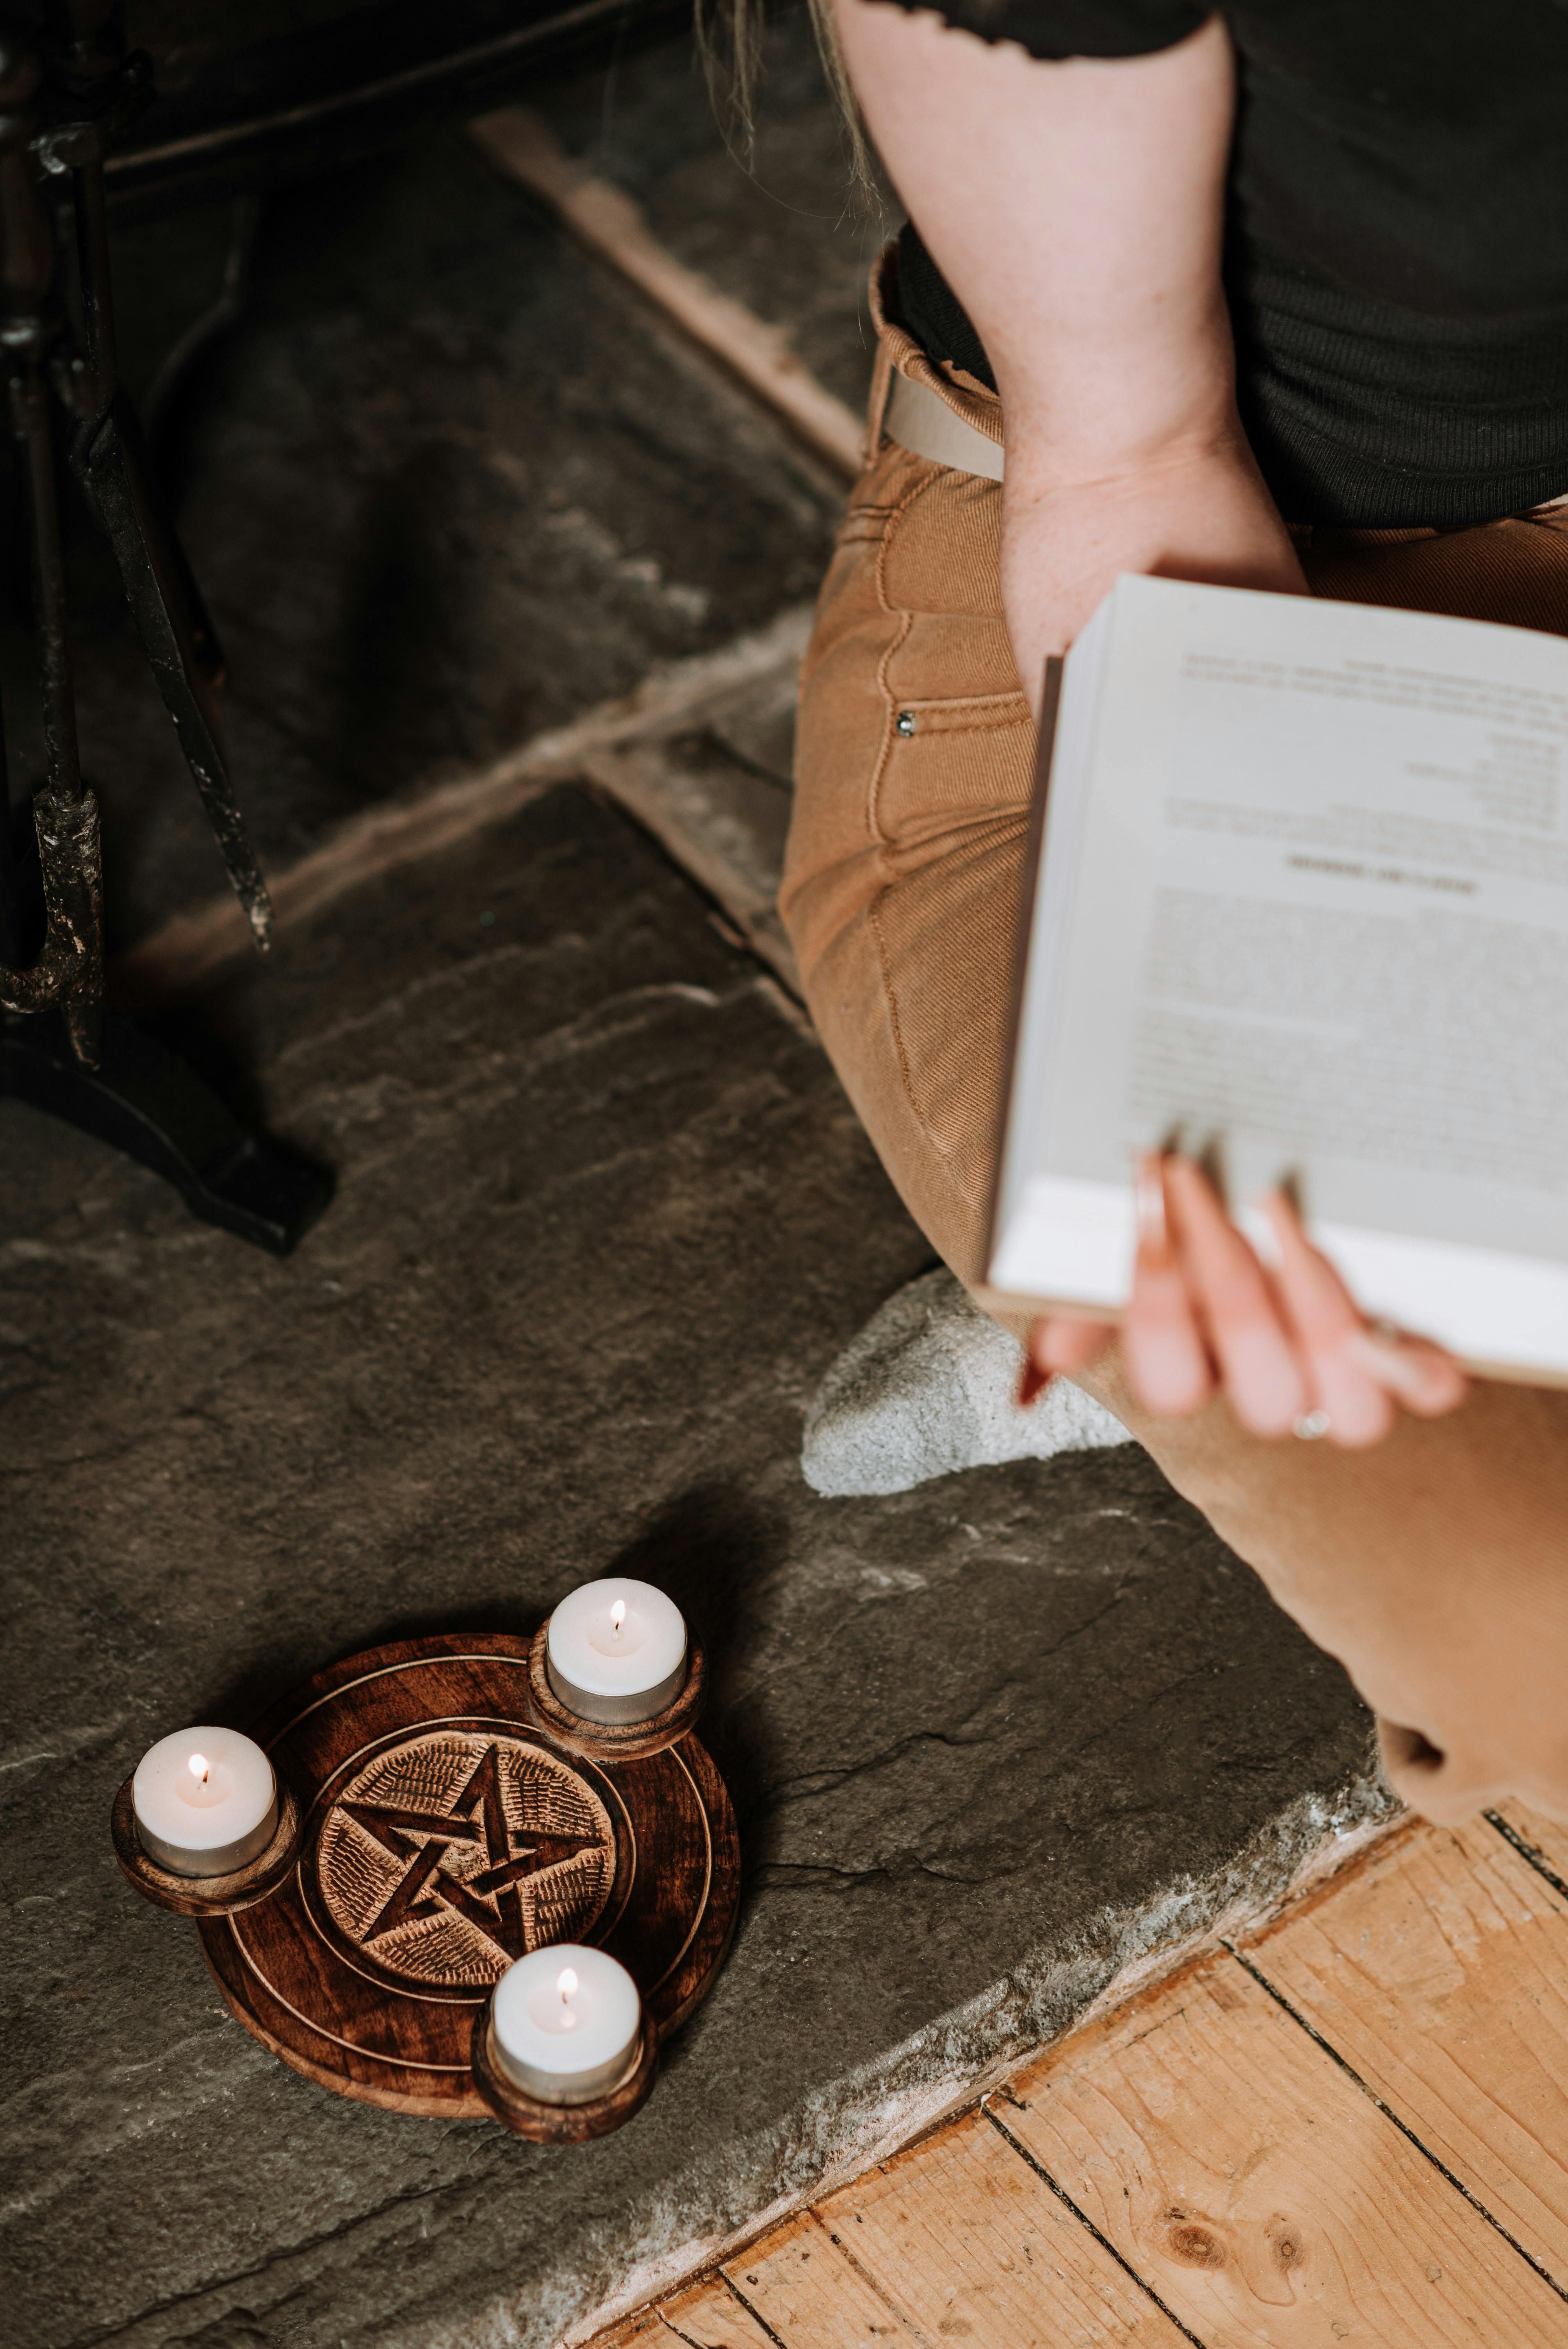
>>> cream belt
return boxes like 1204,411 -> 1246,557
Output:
883,370 -> 1568,520
884,369 -> 1004,481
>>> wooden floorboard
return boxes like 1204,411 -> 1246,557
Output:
722,2210 -> 919,2345
992,1948 -> 1563,2345
660,2277 -> 783,2347
592,2316 -> 667,2349
1240,1814 -> 1568,2286
1493,1804 -> 1568,1901
813,2106 -> 1190,2344
589,1817 -> 1568,2348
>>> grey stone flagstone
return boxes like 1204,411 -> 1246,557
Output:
0,787 -> 1391,2349
802,1265 -> 1130,1497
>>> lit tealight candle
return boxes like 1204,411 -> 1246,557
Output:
546,1576 -> 687,1725
490,1944 -> 643,2105
132,1727 -> 279,1878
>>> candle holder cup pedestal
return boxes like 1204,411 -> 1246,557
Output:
113,1634 -> 739,2138
470,2005 -> 659,2142
527,1624 -> 706,1761
111,1777 -> 304,1917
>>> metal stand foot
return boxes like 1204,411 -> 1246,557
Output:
1,1008 -> 330,1253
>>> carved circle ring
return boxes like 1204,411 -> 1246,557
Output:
312,1730 -> 617,1990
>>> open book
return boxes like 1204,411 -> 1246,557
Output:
985,573 -> 1568,1378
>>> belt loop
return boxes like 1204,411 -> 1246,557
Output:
864,240 -> 902,461
866,338 -> 896,462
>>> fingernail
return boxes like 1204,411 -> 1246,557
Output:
1017,1358 -> 1054,1409
1345,1326 -> 1456,1406
1135,1153 -> 1169,1253
1260,1187 -> 1299,1244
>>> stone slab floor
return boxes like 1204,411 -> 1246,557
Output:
1,14 -> 1391,2347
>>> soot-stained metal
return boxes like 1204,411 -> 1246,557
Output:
0,0 -> 273,1078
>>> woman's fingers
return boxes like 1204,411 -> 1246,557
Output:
1028,1157 -> 1216,1422
1261,1190 -> 1468,1441
1344,1325 -> 1469,1418
1162,1156 -> 1308,1436
1033,1315 -> 1118,1371
1024,1159 -> 1468,1444
1260,1189 -> 1395,1447
1121,1152 -> 1215,1417
1021,1314 -> 1115,1404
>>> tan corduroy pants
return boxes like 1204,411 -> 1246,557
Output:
781,252 -> 1568,1823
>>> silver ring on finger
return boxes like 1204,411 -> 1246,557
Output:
1294,1409 -> 1332,1441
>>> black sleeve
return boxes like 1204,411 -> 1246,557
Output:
868,0 -> 1209,61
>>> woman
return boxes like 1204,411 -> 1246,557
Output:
765,1 -> 1568,1822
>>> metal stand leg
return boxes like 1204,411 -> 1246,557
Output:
0,2 -> 329,1253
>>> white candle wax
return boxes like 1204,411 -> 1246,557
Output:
546,1576 -> 687,1725
490,1944 -> 642,2104
132,1727 -> 278,1877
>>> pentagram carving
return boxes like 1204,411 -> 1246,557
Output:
198,1636 -> 740,2116
313,1730 -> 616,1989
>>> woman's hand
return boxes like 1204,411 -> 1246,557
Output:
1000,438 -> 1308,720
832,6 -> 1309,696
1025,1154 -> 1469,1447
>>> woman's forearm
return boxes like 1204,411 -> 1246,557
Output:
833,5 -> 1241,485
840,4 -> 1239,488
833,2 -> 1305,685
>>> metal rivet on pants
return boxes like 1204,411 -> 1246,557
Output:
895,710 -> 917,736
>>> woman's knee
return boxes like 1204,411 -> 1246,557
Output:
1106,1368 -> 1568,1824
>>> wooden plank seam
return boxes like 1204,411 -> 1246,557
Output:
980,2094 -> 1211,2349
600,1926 -> 1568,2344
707,2276 -> 791,2349
808,2206 -> 929,2345
589,1812 -> 1568,2345
1222,1941 -> 1568,2311
1487,1808 -> 1568,1906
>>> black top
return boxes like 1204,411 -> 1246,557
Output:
887,2 -> 1568,526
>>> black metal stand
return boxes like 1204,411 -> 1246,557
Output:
1,1008 -> 330,1253
0,1 -> 330,1254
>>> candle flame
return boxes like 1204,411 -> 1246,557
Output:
188,1752 -> 210,1784
558,1966 -> 579,2001
610,1600 -> 626,1635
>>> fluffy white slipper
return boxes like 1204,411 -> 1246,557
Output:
802,1267 -> 1129,1497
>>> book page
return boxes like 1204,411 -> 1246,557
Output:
991,575 -> 1568,1365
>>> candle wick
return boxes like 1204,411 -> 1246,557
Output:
610,1600 -> 626,1636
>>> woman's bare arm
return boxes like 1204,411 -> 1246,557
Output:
832,3 -> 1306,700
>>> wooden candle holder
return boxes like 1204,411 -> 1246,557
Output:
156,1633 -> 739,2128
470,2004 -> 659,2142
526,1623 -> 707,1761
111,1777 -> 304,1917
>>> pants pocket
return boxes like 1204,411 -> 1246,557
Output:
872,686 -> 1035,857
